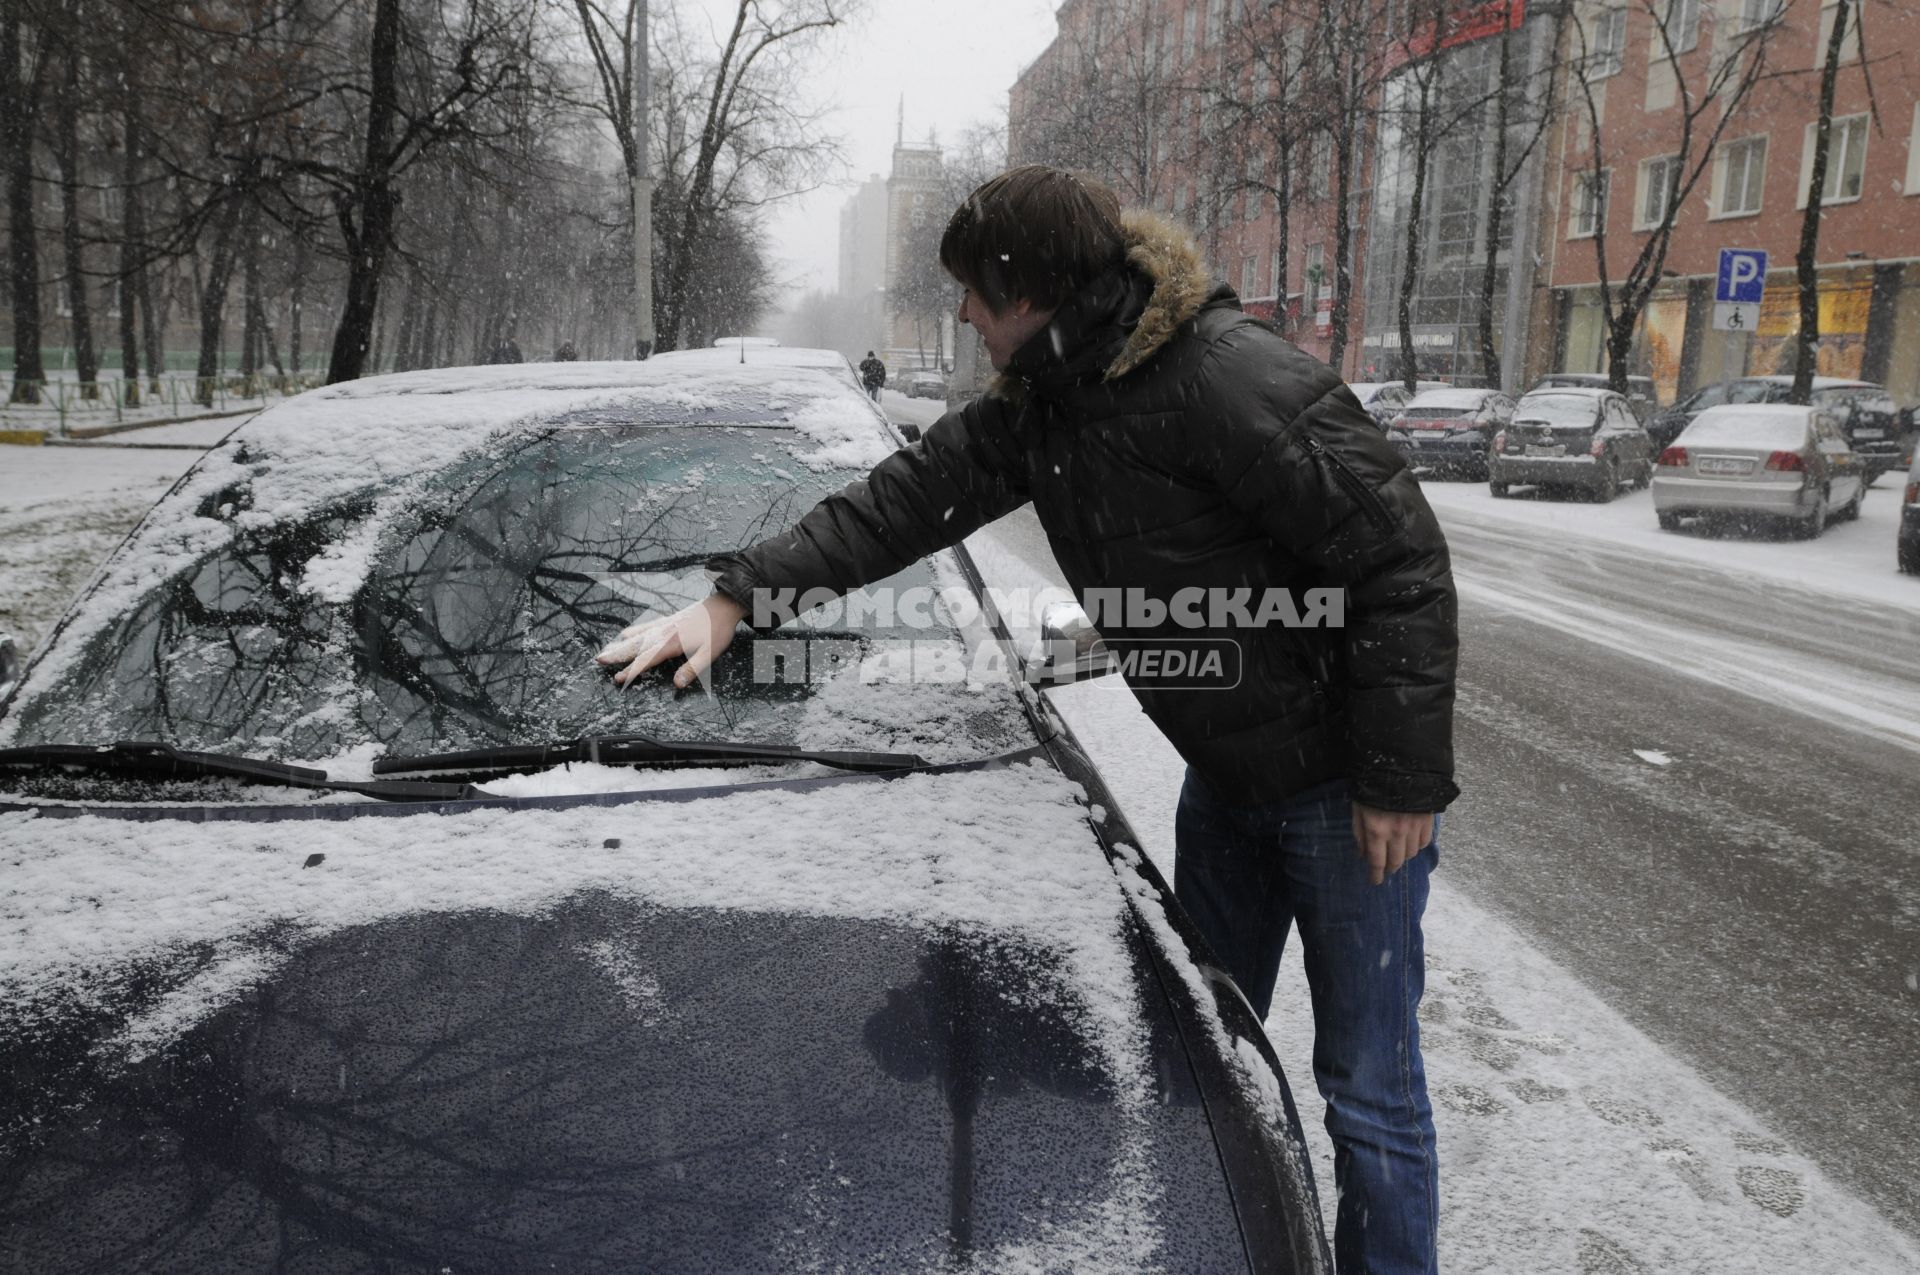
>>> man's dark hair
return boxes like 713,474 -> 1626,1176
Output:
939,164 -> 1125,315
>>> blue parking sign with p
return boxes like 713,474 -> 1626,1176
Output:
1716,249 -> 1767,304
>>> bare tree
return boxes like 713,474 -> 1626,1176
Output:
1788,0 -> 1874,401
2,0 -> 47,403
1568,0 -> 1787,393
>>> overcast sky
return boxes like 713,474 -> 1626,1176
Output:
747,0 -> 1064,305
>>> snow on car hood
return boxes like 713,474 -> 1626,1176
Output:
0,360 -> 894,735
3,759 -> 1191,1270
3,761 -> 1131,1074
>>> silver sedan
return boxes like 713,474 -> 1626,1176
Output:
1651,404 -> 1865,538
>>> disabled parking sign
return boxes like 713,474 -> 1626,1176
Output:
1713,248 -> 1766,330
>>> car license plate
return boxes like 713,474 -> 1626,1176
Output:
1854,428 -> 1885,439
1524,444 -> 1564,457
1697,456 -> 1754,475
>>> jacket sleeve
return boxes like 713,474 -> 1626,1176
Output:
1196,331 -> 1460,813
706,393 -> 1031,621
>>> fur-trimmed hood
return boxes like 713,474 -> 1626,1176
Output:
989,210 -> 1217,400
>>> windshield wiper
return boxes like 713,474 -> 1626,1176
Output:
0,741 -> 480,803
373,732 -> 930,779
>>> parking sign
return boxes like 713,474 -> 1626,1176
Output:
1713,248 -> 1766,330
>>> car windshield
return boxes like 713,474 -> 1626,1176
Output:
1,421 -> 1026,767
1514,394 -> 1599,426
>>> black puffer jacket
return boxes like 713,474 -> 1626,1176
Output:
709,212 -> 1458,813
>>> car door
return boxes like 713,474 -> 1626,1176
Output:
1812,411 -> 1861,506
1610,398 -> 1653,467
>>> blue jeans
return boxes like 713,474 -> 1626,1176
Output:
1174,770 -> 1439,1275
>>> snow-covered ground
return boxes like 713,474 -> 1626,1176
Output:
0,444 -> 203,651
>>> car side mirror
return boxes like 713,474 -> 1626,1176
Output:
1029,601 -> 1116,687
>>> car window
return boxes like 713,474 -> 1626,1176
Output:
1513,394 -> 1597,426
2,424 -> 1027,764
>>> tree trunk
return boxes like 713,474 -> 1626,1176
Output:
1326,61 -> 1360,372
1397,67 -> 1439,391
326,0 -> 402,384
194,194 -> 244,406
1791,0 -> 1850,403
239,211 -> 262,384
139,266 -> 163,390
118,91 -> 144,406
3,8 -> 46,403
288,229 -> 306,374
55,43 -> 97,396
631,0 -> 655,357
1273,149 -> 1291,333
1477,33 -> 1513,388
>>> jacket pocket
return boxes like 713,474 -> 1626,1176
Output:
1299,433 -> 1395,535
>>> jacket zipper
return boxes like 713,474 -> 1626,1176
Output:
1300,434 -> 1396,534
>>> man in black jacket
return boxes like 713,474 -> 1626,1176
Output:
598,166 -> 1455,1275
858,350 -> 887,400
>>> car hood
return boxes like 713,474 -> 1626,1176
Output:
0,760 -> 1247,1271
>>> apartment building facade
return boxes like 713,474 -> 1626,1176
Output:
1546,0 -> 1920,405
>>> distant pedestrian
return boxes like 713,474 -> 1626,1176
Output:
553,342 -> 579,362
858,351 -> 887,401
487,338 -> 524,365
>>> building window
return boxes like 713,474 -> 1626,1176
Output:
1304,243 -> 1325,292
1635,154 -> 1681,229
1182,9 -> 1196,61
1714,135 -> 1767,216
1657,0 -> 1700,55
1907,101 -> 1920,195
1570,169 -> 1610,238
1308,132 -> 1331,200
1799,113 -> 1869,206
1738,0 -> 1782,32
1242,255 -> 1258,297
1815,0 -> 1863,68
1586,7 -> 1626,79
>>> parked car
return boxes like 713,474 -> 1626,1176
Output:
1489,387 -> 1654,501
1386,387 -> 1515,479
902,368 -> 948,400
1648,376 -> 1905,472
0,357 -> 1332,1274
1527,372 -> 1661,425
1651,403 -> 1865,537
1899,448 -> 1920,575
1345,380 -> 1448,430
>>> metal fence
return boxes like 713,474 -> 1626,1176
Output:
0,372 -> 323,436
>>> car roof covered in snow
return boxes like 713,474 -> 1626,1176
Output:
1406,387 -> 1497,409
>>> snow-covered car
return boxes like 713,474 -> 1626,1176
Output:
1652,404 -> 1865,537
1898,448 -> 1920,575
1344,380 -> 1447,430
902,368 -> 948,400
1386,387 -> 1514,479
1489,387 -> 1655,501
0,358 -> 1331,1273
1648,376 -> 1903,471
1526,372 -> 1660,425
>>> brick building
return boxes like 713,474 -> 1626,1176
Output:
1004,0 -> 1920,408
1543,0 -> 1920,405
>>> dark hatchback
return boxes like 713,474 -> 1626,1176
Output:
0,358 -> 1331,1273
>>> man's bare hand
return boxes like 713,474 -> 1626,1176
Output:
595,593 -> 748,690
1351,802 -> 1435,887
